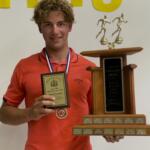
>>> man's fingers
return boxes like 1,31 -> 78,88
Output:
36,95 -> 55,101
103,135 -> 124,143
41,100 -> 55,106
34,95 -> 56,107
34,100 -> 55,109
105,136 -> 115,142
116,135 -> 124,140
40,108 -> 55,114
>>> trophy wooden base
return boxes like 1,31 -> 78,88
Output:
73,114 -> 150,136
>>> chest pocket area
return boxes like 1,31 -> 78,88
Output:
68,76 -> 91,99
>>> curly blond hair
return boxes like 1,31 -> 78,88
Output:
33,0 -> 74,26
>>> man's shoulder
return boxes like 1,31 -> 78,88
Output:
14,51 -> 42,71
23,52 -> 40,61
19,52 -> 41,65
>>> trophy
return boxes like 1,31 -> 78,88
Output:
73,14 -> 150,136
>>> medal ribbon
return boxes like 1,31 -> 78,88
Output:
45,48 -> 71,74
45,48 -> 70,119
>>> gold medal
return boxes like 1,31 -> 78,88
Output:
56,108 -> 68,119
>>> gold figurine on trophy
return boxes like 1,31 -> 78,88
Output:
96,15 -> 111,45
112,13 -> 128,45
96,13 -> 127,49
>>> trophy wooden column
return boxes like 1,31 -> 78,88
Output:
84,47 -> 138,115
73,47 -> 150,136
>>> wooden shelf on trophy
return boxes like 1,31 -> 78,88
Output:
80,47 -> 142,57
83,114 -> 146,125
73,124 -> 150,136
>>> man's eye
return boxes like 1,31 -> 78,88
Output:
58,22 -> 65,27
43,23 -> 51,27
45,23 -> 51,26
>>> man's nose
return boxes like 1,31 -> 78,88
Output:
51,25 -> 59,34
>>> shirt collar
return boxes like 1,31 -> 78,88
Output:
39,47 -> 78,65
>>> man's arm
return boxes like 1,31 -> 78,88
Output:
0,95 -> 55,125
0,101 -> 31,125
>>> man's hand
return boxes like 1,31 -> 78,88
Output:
103,135 -> 124,143
27,95 -> 55,121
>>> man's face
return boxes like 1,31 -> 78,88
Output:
40,11 -> 72,51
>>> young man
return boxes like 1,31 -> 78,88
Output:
0,0 -> 122,149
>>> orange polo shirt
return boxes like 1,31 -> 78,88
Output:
3,48 -> 95,150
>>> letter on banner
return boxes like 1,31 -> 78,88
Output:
27,0 -> 38,8
71,0 -> 83,7
0,0 -> 11,8
92,0 -> 123,12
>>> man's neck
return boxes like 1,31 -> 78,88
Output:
46,47 -> 69,63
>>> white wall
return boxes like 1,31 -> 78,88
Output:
0,0 -> 150,149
